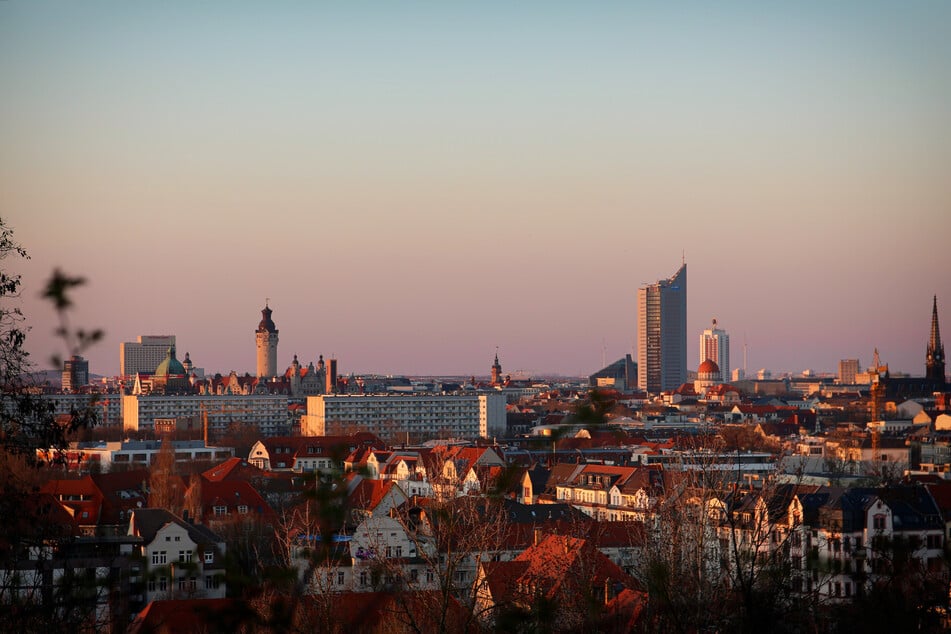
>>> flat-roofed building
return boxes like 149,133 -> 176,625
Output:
120,335 -> 176,377
302,393 -> 506,440
122,393 -> 291,437
838,359 -> 860,385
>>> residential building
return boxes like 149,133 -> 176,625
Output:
122,393 -> 292,437
120,335 -> 176,378
699,318 -> 729,383
247,433 -> 385,472
39,392 -> 123,428
637,263 -> 687,394
302,393 -> 506,440
128,509 -> 227,603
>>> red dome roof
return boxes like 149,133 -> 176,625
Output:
698,359 -> 720,374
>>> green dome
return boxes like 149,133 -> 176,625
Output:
154,345 -> 186,376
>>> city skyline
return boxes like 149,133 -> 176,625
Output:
3,2 -> 950,378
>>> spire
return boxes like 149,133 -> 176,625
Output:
931,295 -> 942,351
927,295 -> 946,383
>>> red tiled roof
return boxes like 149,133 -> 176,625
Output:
128,599 -> 242,634
195,479 -> 274,521
202,457 -> 265,482
347,478 -> 393,512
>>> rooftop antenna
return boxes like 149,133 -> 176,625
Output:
601,338 -> 606,368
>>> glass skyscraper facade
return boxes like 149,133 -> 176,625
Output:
637,264 -> 687,394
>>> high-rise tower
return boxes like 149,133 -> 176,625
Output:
637,263 -> 687,394
699,318 -> 729,383
927,295 -> 946,384
256,303 -> 279,379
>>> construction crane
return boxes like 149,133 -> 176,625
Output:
197,401 -> 256,445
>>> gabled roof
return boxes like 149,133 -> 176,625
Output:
128,598 -> 243,634
92,469 -> 153,525
196,479 -> 274,520
202,457 -> 265,482
483,532 -> 638,608
347,478 -> 395,513
40,476 -> 103,525
129,508 -> 224,546
318,591 -> 475,633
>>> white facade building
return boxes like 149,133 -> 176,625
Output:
120,335 -> 176,377
122,393 -> 291,437
40,393 -> 124,428
63,439 -> 234,470
302,393 -> 506,440
128,509 -> 227,604
699,318 -> 729,383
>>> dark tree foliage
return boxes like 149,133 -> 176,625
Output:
0,221 -> 102,462
1,218 -> 107,631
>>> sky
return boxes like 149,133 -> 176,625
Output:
2,1 -> 950,379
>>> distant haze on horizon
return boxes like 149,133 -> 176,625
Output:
3,2 -> 949,379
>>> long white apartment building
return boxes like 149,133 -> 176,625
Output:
122,394 -> 292,437
302,393 -> 506,440
39,393 -> 124,427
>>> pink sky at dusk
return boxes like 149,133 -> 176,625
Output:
2,2 -> 950,379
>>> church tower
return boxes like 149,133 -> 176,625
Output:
927,295 -> 946,384
491,351 -> 502,386
256,302 -> 279,379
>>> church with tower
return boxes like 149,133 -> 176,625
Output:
927,295 -> 946,384
880,295 -> 947,400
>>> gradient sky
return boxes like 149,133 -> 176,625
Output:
2,2 -> 950,378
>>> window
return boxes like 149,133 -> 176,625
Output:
873,514 -> 886,530
410,568 -> 419,582
213,505 -> 227,516
175,535 -> 181,542
148,579 -> 156,592
237,505 -> 249,514
179,550 -> 192,563
205,575 -> 220,590
360,571 -> 368,586
152,550 -> 167,565
426,571 -> 434,583
204,551 -> 214,564
159,577 -> 167,592
337,571 -> 345,585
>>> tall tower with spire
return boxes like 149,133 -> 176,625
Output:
927,295 -> 946,384
491,350 -> 502,386
256,302 -> 279,379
